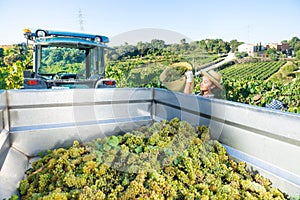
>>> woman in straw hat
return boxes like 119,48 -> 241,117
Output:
184,69 -> 224,98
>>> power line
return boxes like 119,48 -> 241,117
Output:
78,8 -> 84,31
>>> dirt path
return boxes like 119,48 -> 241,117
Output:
267,60 -> 294,82
195,52 -> 235,75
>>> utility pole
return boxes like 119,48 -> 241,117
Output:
78,8 -> 84,31
247,25 -> 250,44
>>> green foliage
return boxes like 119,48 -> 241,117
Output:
288,36 -> 300,51
40,47 -> 85,69
124,63 -> 166,88
1,38 -> 300,114
222,78 -> 300,114
6,194 -> 19,200
0,60 -> 25,89
0,45 -> 33,89
229,39 -> 242,53
268,61 -> 299,83
234,51 -> 248,58
0,48 -> 4,57
216,60 -> 300,113
106,49 -> 220,89
290,196 -> 300,200
296,50 -> 300,60
18,119 -> 287,199
219,61 -> 286,80
107,38 -> 231,62
266,48 -> 280,61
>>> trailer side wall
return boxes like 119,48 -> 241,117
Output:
0,88 -> 299,198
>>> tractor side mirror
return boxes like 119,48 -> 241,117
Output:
23,70 -> 33,78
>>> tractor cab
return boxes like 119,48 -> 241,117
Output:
23,28 -> 116,89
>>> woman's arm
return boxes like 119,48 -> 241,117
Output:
184,81 -> 193,94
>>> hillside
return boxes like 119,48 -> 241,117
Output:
1,43 -> 299,114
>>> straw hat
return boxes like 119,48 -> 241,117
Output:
201,70 -> 223,90
253,94 -> 262,103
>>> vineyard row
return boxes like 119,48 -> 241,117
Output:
219,61 -> 286,80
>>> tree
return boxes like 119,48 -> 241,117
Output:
296,50 -> 300,60
258,42 -> 262,51
293,41 -> 300,52
266,48 -> 279,61
205,38 -> 229,54
0,50 -> 3,66
0,48 -> 4,57
3,45 -> 27,67
180,38 -> 188,51
180,38 -> 186,45
235,51 -> 248,58
116,42 -> 138,58
137,41 -> 149,56
288,36 -> 300,49
168,43 -> 180,53
229,40 -> 240,53
188,41 -> 198,51
150,39 -> 165,51
198,40 -> 208,51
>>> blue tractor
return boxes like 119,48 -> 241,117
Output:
23,28 -> 116,89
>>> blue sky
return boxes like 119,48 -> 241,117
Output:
1,0 -> 300,45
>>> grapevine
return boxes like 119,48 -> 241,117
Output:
219,61 -> 286,80
221,78 -> 300,113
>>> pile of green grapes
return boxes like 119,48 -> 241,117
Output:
163,65 -> 188,82
18,118 -> 287,199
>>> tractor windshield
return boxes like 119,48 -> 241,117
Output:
37,45 -> 105,80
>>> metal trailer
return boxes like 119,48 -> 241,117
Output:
0,88 -> 299,198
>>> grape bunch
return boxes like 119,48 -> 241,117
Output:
163,65 -> 187,82
17,118 -> 287,200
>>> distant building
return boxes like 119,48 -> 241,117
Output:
266,42 -> 292,56
266,43 -> 290,52
238,43 -> 256,54
238,43 -> 266,56
280,43 -> 290,52
0,45 -> 14,49
266,43 -> 280,50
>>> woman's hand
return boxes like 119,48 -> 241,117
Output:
184,71 -> 193,94
185,71 -> 193,83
